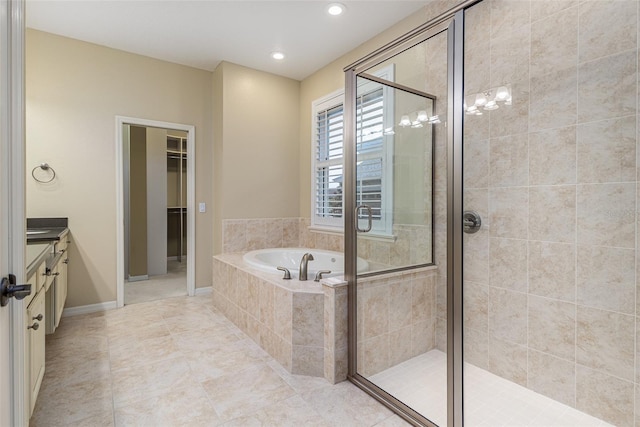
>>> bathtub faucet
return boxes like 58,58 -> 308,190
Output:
299,253 -> 315,281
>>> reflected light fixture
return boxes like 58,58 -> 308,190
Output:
271,51 -> 285,60
464,85 -> 511,115
399,115 -> 411,127
327,3 -> 345,15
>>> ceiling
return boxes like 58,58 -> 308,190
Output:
26,1 -> 429,81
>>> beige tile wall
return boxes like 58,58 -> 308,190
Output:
461,1 -> 639,425
356,267 -> 438,377
212,255 -> 325,377
222,218 -> 432,269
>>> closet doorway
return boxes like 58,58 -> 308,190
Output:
115,117 -> 195,307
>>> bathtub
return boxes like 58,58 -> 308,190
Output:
242,247 -> 369,279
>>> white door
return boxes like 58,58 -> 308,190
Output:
1,0 -> 26,425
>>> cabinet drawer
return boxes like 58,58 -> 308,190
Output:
24,272 -> 36,307
36,263 -> 46,294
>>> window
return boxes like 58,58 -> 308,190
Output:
311,68 -> 394,235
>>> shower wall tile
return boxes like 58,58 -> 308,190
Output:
528,241 -> 575,302
576,306 -> 635,382
489,82 -> 530,138
389,281 -> 412,331
578,51 -> 637,124
463,281 -> 488,332
489,187 -> 528,239
530,0 -> 577,23
488,336 -> 527,387
488,287 -> 527,345
464,139 -> 489,188
529,66 -> 577,132
361,285 -> 389,340
577,183 -> 636,248
528,349 -> 575,407
462,0 -> 640,421
529,126 -> 576,186
389,326 -> 412,367
528,296 -> 576,361
489,134 -> 528,187
489,0 -> 530,40
577,245 -> 635,314
361,335 -> 389,377
577,115 -> 636,184
530,7 -> 577,78
578,0 -> 637,64
490,25 -> 530,88
489,238 -> 527,293
528,185 -> 576,243
576,365 -> 634,427
411,274 -> 435,323
412,319 -> 435,358
463,327 -> 488,370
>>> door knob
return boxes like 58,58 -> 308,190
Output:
0,275 -> 32,306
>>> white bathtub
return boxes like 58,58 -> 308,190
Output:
242,247 -> 368,279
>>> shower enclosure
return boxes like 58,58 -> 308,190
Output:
345,1 -> 639,426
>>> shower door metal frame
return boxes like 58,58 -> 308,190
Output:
344,2 -> 478,425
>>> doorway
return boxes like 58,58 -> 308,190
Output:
115,116 -> 195,307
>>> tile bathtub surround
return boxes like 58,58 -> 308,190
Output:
213,254 -> 326,378
222,217 -> 433,269
461,1 -> 639,425
32,294 -> 406,426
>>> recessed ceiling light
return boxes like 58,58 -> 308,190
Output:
327,3 -> 345,16
271,51 -> 285,60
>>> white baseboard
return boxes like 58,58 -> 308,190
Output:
127,275 -> 148,282
62,301 -> 117,317
195,286 -> 212,296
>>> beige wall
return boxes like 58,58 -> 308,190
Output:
26,29 -> 214,307
212,61 -> 301,254
298,8 -> 429,217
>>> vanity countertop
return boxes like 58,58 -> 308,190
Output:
26,217 -> 69,244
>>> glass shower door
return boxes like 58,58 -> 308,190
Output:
348,22 -> 450,426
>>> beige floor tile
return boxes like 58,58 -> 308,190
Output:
33,294 -> 397,427
114,383 -> 220,426
221,395 -> 330,427
300,381 -> 394,426
31,377 -> 113,425
112,355 -> 197,407
201,363 -> 296,421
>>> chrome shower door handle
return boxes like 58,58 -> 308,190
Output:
355,205 -> 373,233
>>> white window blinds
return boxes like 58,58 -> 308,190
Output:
312,85 -> 390,233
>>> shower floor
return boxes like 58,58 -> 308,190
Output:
369,350 -> 613,426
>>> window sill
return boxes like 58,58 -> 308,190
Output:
308,225 -> 396,242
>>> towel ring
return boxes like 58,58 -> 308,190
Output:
31,163 -> 56,183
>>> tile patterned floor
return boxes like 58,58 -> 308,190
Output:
370,350 -> 613,427
124,260 -> 187,305
31,294 -> 408,427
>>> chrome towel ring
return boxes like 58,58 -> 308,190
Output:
31,163 -> 56,183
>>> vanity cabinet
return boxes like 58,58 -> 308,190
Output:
45,232 -> 69,334
27,288 -> 45,416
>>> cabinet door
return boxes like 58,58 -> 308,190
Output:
28,290 -> 45,415
55,259 -> 67,328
